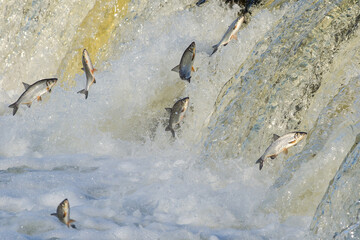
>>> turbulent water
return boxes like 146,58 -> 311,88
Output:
1,0 -> 360,239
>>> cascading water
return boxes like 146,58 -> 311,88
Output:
1,0 -> 360,239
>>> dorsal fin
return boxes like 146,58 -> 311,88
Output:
273,134 -> 280,141
165,108 -> 172,114
22,82 -> 30,90
171,65 -> 180,73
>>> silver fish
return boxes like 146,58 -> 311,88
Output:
78,49 -> 97,99
8,78 -> 57,116
171,42 -> 196,83
51,199 -> 76,228
165,97 -> 190,138
256,132 -> 307,170
211,15 -> 245,56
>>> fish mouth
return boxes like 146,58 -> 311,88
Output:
295,132 -> 307,140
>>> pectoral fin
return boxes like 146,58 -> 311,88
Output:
37,96 -> 42,101
191,66 -> 195,72
81,67 -> 84,71
171,65 -> 180,73
165,108 -> 172,114
25,102 -> 32,108
283,148 -> 288,155
230,34 -> 238,40
91,68 -> 97,74
269,154 -> 277,159
289,140 -> 297,144
50,213 -> 57,216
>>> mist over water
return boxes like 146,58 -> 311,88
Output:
1,0 -> 360,239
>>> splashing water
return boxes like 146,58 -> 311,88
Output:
1,0 -> 360,239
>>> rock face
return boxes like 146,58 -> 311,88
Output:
311,134 -> 360,239
205,0 -> 360,162
204,0 -> 360,230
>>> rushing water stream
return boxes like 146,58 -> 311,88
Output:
1,0 -> 360,239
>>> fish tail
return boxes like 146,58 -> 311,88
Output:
8,103 -> 18,116
210,45 -> 218,56
77,89 -> 88,99
68,219 -> 76,228
165,126 -> 175,138
256,158 -> 264,170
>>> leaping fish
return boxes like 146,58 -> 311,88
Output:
256,132 -> 307,170
51,199 -> 76,228
8,78 -> 57,116
171,42 -> 196,83
78,49 -> 97,99
165,97 -> 190,138
210,15 -> 245,56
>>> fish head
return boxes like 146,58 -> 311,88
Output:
61,198 -> 69,210
188,42 -> 196,55
294,132 -> 307,142
82,48 -> 95,71
180,97 -> 189,111
82,49 -> 91,64
233,16 -> 245,31
46,78 -> 57,89
58,198 -> 70,217
82,49 -> 89,58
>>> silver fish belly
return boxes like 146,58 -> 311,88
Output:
8,78 -> 57,116
256,132 -> 307,170
211,16 -> 245,56
78,49 -> 96,99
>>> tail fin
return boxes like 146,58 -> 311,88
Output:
68,219 -> 76,229
8,103 -> 18,116
243,0 -> 254,15
77,89 -> 88,99
165,126 -> 175,138
256,158 -> 264,170
210,45 -> 218,56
